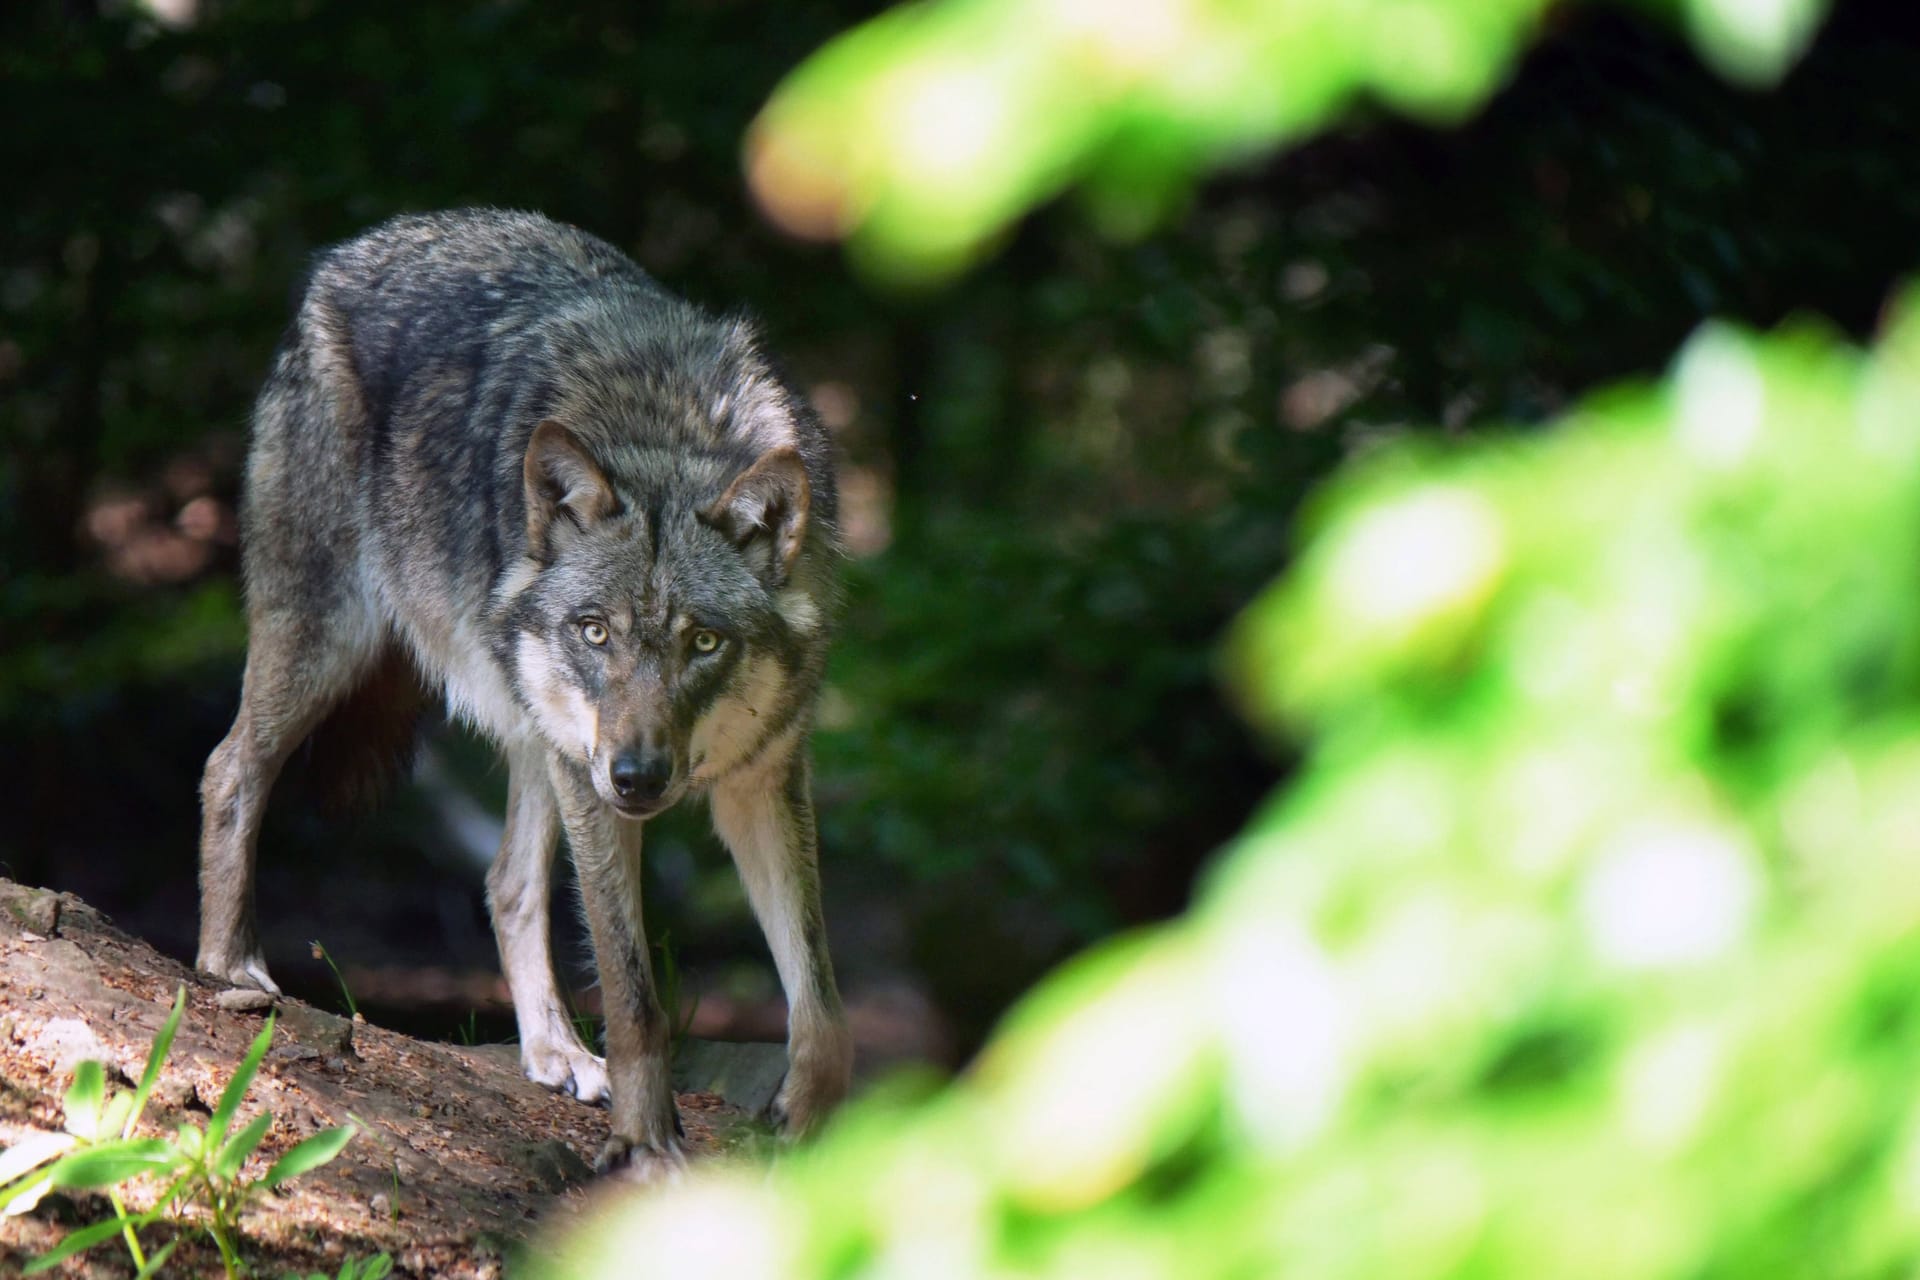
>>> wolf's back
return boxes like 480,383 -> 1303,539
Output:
303,209 -> 661,431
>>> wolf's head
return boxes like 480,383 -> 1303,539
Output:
506,419 -> 825,816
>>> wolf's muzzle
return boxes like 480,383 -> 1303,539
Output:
610,750 -> 673,807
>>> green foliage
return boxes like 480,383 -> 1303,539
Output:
0,986 -> 359,1279
528,281 -> 1920,1280
747,0 -> 1832,281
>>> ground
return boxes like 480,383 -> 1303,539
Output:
0,880 -> 759,1278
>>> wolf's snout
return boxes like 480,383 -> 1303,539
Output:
610,751 -> 672,805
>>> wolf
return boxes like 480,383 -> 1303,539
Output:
195,208 -> 853,1177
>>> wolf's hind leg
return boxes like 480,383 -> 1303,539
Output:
487,741 -> 610,1104
196,608 -> 382,993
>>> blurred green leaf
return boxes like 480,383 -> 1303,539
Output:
210,1013 -> 274,1149
124,987 -> 185,1140
43,1139 -> 178,1189
62,1061 -> 105,1142
213,1111 -> 273,1182
262,1125 -> 356,1189
748,0 -> 1833,282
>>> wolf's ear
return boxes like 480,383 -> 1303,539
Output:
700,447 -> 811,586
524,420 -> 616,559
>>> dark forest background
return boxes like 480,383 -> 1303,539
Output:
5,0 -> 1920,1066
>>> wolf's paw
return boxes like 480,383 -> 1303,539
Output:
522,1040 -> 610,1105
764,1048 -> 852,1138
594,1132 -> 688,1186
196,952 -> 282,998
766,1072 -> 839,1139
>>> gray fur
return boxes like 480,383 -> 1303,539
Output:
196,209 -> 852,1177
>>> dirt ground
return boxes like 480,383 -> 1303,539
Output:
0,879 -> 751,1278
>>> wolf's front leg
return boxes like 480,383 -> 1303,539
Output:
485,741 -> 609,1104
549,759 -> 685,1182
711,747 -> 853,1137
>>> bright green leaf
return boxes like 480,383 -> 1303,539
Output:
99,1092 -> 134,1143
23,1204 -> 162,1272
214,1110 -> 274,1182
61,1061 -> 105,1142
210,1013 -> 275,1147
124,986 -> 186,1138
131,1238 -> 181,1280
262,1124 -> 355,1188
43,1138 -> 179,1189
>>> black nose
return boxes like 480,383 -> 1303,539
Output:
610,752 -> 672,803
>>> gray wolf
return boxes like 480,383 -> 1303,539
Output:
195,208 -> 852,1177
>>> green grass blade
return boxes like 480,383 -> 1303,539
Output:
124,986 -> 186,1138
62,1061 -> 105,1141
24,1216 -> 135,1272
130,1237 -> 180,1280
262,1124 -> 355,1188
210,1013 -> 276,1146
213,1110 -> 274,1182
99,1091 -> 134,1142
23,1204 -> 163,1272
44,1138 -> 178,1188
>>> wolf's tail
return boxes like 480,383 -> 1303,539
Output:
297,645 -> 429,811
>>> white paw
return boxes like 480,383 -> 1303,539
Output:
523,1039 -> 610,1104
199,953 -> 282,997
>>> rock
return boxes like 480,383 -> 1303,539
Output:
670,1038 -> 789,1115
509,1139 -> 592,1194
216,988 -> 276,1013
277,1003 -> 354,1055
268,1042 -> 323,1064
22,1016 -> 105,1074
1,885 -> 62,936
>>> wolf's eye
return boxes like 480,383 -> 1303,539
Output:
580,620 -> 609,647
690,628 -> 723,655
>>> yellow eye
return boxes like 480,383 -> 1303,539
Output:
691,628 -> 722,655
581,621 -> 609,646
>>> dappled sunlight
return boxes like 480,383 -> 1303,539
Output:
1323,486 -> 1506,631
1211,918 -> 1347,1154
1674,327 -> 1767,467
1577,819 -> 1760,972
551,1175 -> 795,1279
